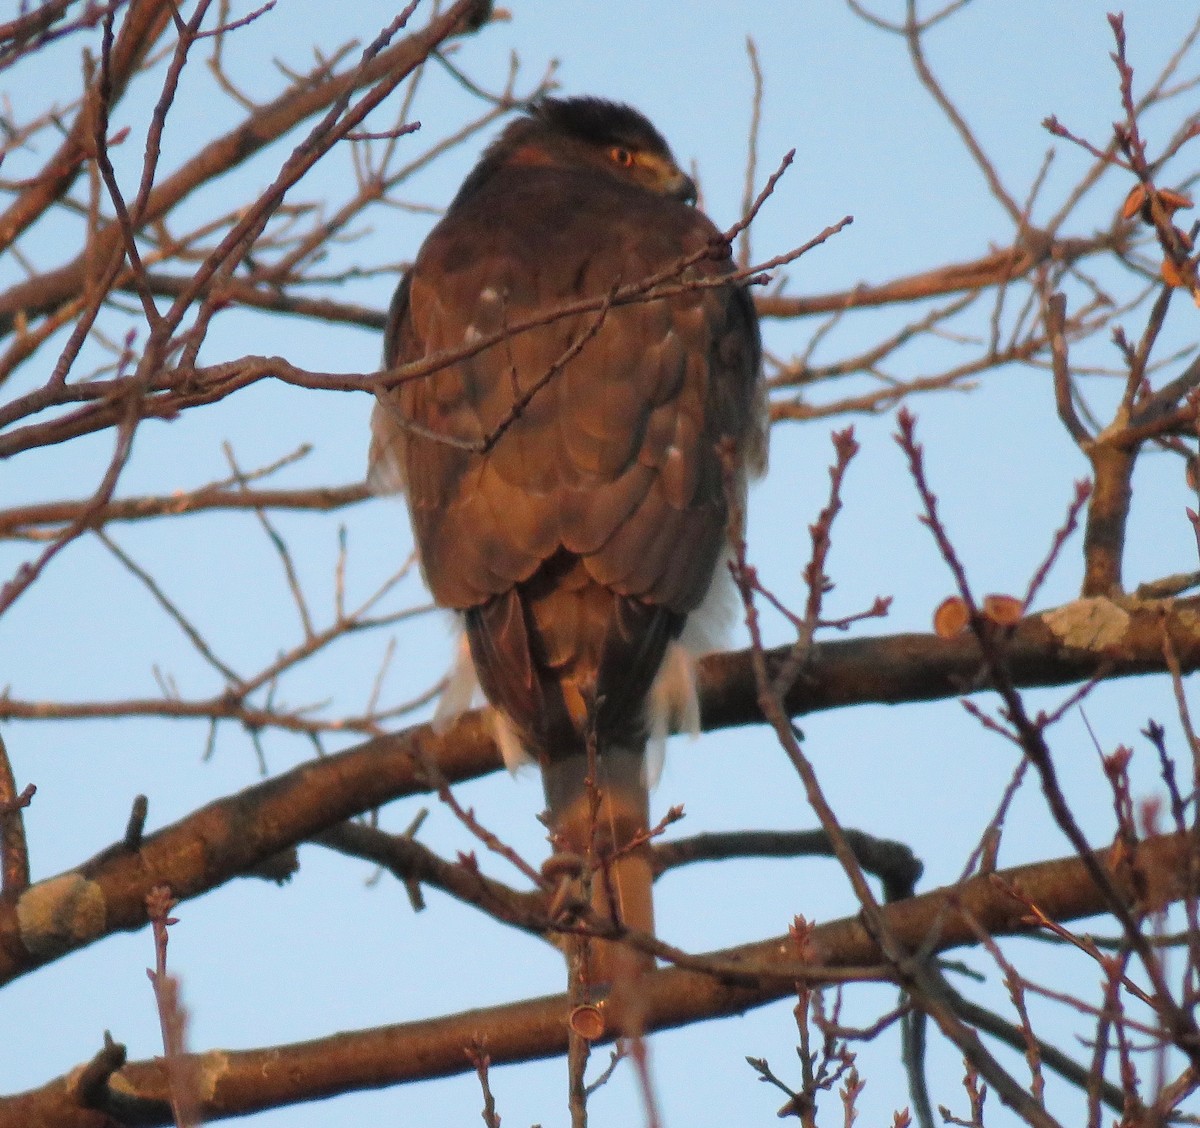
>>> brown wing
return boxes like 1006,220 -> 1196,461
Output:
379,164 -> 761,621
374,159 -> 761,984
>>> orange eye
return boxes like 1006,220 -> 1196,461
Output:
609,146 -> 633,168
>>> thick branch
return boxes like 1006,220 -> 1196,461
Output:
0,710 -> 495,985
0,593 -> 1195,986
1080,442 -> 1136,597
699,592 -> 1200,731
2,831 -> 1191,1126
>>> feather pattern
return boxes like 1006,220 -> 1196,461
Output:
370,98 -> 764,983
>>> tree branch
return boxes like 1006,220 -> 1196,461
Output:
1,593 -> 1197,985
1,831 -> 1190,1127
0,0 -> 492,339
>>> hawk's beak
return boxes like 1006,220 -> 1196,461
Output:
669,170 -> 698,206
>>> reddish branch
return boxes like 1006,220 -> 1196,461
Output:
1045,284 -> 1200,599
734,442 -> 1059,1126
0,0 -> 172,261
145,886 -> 199,1128
16,228 -> 1120,346
0,0 -> 493,340
896,410 -> 1200,1082
1034,17 -> 1200,599
753,234 -> 1120,319
0,231 -> 844,458
0,736 -> 33,894
2,595 -> 1199,986
1,832 -> 1191,1127
0,8 -> 1197,1124
0,482 -> 371,539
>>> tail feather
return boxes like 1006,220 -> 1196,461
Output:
465,555 -> 672,985
542,745 -> 655,984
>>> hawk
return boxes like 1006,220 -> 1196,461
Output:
371,96 -> 765,981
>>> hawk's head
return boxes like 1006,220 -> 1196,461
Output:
454,95 -> 697,207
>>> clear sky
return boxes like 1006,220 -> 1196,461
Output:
2,3 -> 1197,1125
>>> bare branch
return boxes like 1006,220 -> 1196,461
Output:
5,832 -> 1193,1126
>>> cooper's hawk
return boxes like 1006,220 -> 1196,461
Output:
371,96 -> 765,981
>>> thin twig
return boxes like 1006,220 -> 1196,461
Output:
0,734 -> 33,894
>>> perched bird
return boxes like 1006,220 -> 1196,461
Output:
371,96 -> 765,982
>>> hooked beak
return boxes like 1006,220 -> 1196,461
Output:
668,169 -> 698,205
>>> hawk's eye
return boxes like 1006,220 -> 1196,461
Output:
608,146 -> 634,168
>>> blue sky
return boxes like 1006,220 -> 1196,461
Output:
2,3 -> 1198,1125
